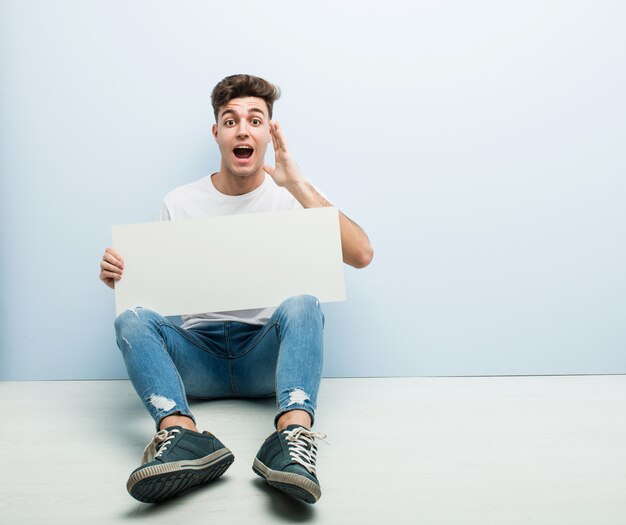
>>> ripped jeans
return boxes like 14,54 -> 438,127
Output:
114,295 -> 324,430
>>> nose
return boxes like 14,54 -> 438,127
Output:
236,120 -> 249,138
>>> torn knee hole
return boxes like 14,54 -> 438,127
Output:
148,394 -> 176,411
127,306 -> 143,317
287,388 -> 310,407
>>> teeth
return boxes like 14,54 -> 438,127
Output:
235,146 -> 252,150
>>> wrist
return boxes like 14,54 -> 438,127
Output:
284,178 -> 307,191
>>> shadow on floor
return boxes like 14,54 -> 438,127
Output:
119,477 -> 315,522
251,478 -> 316,522
122,476 -> 232,519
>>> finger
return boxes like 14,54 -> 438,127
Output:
263,164 -> 275,177
103,251 -> 124,268
104,247 -> 124,265
268,122 -> 279,153
271,121 -> 286,151
100,260 -> 123,274
100,270 -> 122,282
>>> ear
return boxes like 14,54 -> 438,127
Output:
212,123 -> 218,142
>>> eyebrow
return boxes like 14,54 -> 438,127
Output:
220,107 -> 267,119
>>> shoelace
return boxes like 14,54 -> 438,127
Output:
283,427 -> 328,475
140,428 -> 180,465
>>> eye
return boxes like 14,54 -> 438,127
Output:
251,118 -> 262,125
224,119 -> 235,126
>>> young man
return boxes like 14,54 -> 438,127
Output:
99,74 -> 373,504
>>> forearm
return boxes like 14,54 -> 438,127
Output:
285,179 -> 333,209
286,180 -> 374,269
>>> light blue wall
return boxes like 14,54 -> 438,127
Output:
1,0 -> 625,379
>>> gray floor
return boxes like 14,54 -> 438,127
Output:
1,376 -> 625,524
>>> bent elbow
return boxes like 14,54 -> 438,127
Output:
353,246 -> 374,269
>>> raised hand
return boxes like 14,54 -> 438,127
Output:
263,121 -> 304,188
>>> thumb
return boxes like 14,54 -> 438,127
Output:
263,164 -> 275,176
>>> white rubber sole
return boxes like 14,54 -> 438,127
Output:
127,448 -> 234,503
252,457 -> 321,503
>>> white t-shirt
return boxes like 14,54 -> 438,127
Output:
159,173 -> 304,329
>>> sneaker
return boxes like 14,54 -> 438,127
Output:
126,426 -> 234,503
252,425 -> 326,503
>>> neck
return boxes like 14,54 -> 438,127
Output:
212,167 -> 265,196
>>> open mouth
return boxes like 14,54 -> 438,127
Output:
233,146 -> 254,159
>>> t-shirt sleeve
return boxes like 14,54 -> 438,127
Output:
158,202 -> 171,221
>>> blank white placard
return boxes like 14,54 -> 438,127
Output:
112,207 -> 346,317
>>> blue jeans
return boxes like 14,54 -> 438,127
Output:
114,295 -> 324,430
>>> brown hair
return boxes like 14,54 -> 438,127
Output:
211,74 -> 281,121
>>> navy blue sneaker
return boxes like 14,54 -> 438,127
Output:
127,426 -> 234,503
253,425 -> 326,503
